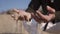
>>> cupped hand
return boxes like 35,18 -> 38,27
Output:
11,9 -> 31,21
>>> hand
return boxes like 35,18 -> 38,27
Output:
11,9 -> 31,21
19,10 -> 31,21
31,12 -> 42,23
31,6 -> 55,23
47,6 -> 55,13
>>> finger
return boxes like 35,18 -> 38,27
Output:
35,13 -> 42,22
24,15 -> 31,21
19,16 -> 25,20
11,14 -> 16,20
36,11 -> 43,17
13,9 -> 20,14
47,6 -> 55,13
31,13 -> 41,23
24,15 -> 28,21
11,14 -> 15,18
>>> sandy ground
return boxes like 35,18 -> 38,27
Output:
0,14 -> 60,34
0,14 -> 22,33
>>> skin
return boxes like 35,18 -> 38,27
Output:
31,6 -> 55,23
10,6 -> 55,23
9,9 -> 31,21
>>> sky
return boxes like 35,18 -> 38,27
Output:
0,0 -> 31,12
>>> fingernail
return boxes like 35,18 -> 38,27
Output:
36,11 -> 39,13
36,11 -> 38,12
47,6 -> 49,7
